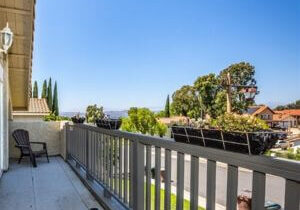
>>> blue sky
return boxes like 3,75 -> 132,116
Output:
32,0 -> 300,112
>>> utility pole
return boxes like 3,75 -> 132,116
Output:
226,72 -> 232,113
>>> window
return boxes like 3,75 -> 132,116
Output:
261,114 -> 271,120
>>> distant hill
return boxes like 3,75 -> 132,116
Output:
61,110 -> 128,119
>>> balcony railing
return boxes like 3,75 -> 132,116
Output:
65,123 -> 300,210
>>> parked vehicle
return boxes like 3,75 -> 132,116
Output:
274,140 -> 289,150
276,132 -> 287,140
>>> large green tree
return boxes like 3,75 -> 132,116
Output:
219,62 -> 257,114
86,104 -> 104,124
171,85 -> 198,117
194,73 -> 219,118
41,80 -> 47,99
164,95 -> 170,118
275,100 -> 300,110
52,81 -> 59,116
32,81 -> 38,98
170,62 -> 258,119
47,78 -> 53,111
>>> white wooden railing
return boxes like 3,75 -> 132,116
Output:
66,123 -> 300,210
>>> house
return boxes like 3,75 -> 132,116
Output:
246,105 -> 275,121
12,98 -> 50,121
273,109 -> 300,128
0,0 -> 35,175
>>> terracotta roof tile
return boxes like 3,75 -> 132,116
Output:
251,105 -> 275,116
275,109 -> 300,116
28,98 -> 50,113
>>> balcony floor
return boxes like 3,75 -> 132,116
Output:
0,157 -> 103,210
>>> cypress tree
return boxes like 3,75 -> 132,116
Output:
47,78 -> 53,111
52,81 -> 59,116
164,95 -> 170,118
41,80 -> 47,99
32,81 -> 38,98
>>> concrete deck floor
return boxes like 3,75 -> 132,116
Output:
0,157 -> 103,210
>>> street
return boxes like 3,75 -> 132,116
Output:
151,149 -> 285,208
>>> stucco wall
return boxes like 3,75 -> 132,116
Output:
9,121 -> 67,158
12,115 -> 46,122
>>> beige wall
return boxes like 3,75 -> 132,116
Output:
12,115 -> 46,122
9,121 -> 68,159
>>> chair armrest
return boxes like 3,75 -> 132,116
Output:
15,144 -> 30,148
30,142 -> 47,150
30,142 -> 46,145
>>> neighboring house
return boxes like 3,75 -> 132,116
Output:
274,109 -> 300,128
0,1 -> 35,176
246,106 -> 300,129
13,98 -> 50,121
246,105 -> 275,121
272,112 -> 298,128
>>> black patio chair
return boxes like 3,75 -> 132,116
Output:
12,129 -> 49,167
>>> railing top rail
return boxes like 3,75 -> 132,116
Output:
68,123 -> 300,182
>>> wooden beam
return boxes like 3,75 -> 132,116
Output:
0,6 -> 32,16
8,67 -> 29,72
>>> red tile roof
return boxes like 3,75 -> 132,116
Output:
275,109 -> 300,116
251,105 -> 275,116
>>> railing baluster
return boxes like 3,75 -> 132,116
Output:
176,152 -> 185,210
206,159 -> 216,210
91,132 -> 94,176
129,140 -> 134,208
285,179 -> 300,210
146,145 -> 152,210
226,165 -> 238,210
99,133 -> 103,181
119,137 -> 123,199
96,133 -> 99,179
190,156 -> 199,210
124,139 -> 129,204
86,129 -> 90,178
110,136 -> 113,191
132,141 -> 145,210
165,149 -> 172,210
114,136 -> 118,195
105,135 -> 109,186
155,146 -> 161,210
251,171 -> 265,210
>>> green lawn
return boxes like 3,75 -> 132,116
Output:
101,176 -> 204,210
150,184 -> 204,210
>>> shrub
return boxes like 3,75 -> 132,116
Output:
86,104 -> 104,124
156,122 -> 168,137
43,113 -> 71,121
121,107 -> 167,137
210,113 -> 269,132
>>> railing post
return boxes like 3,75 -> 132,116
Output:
132,140 -> 144,210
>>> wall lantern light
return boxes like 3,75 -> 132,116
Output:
0,23 -> 13,54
